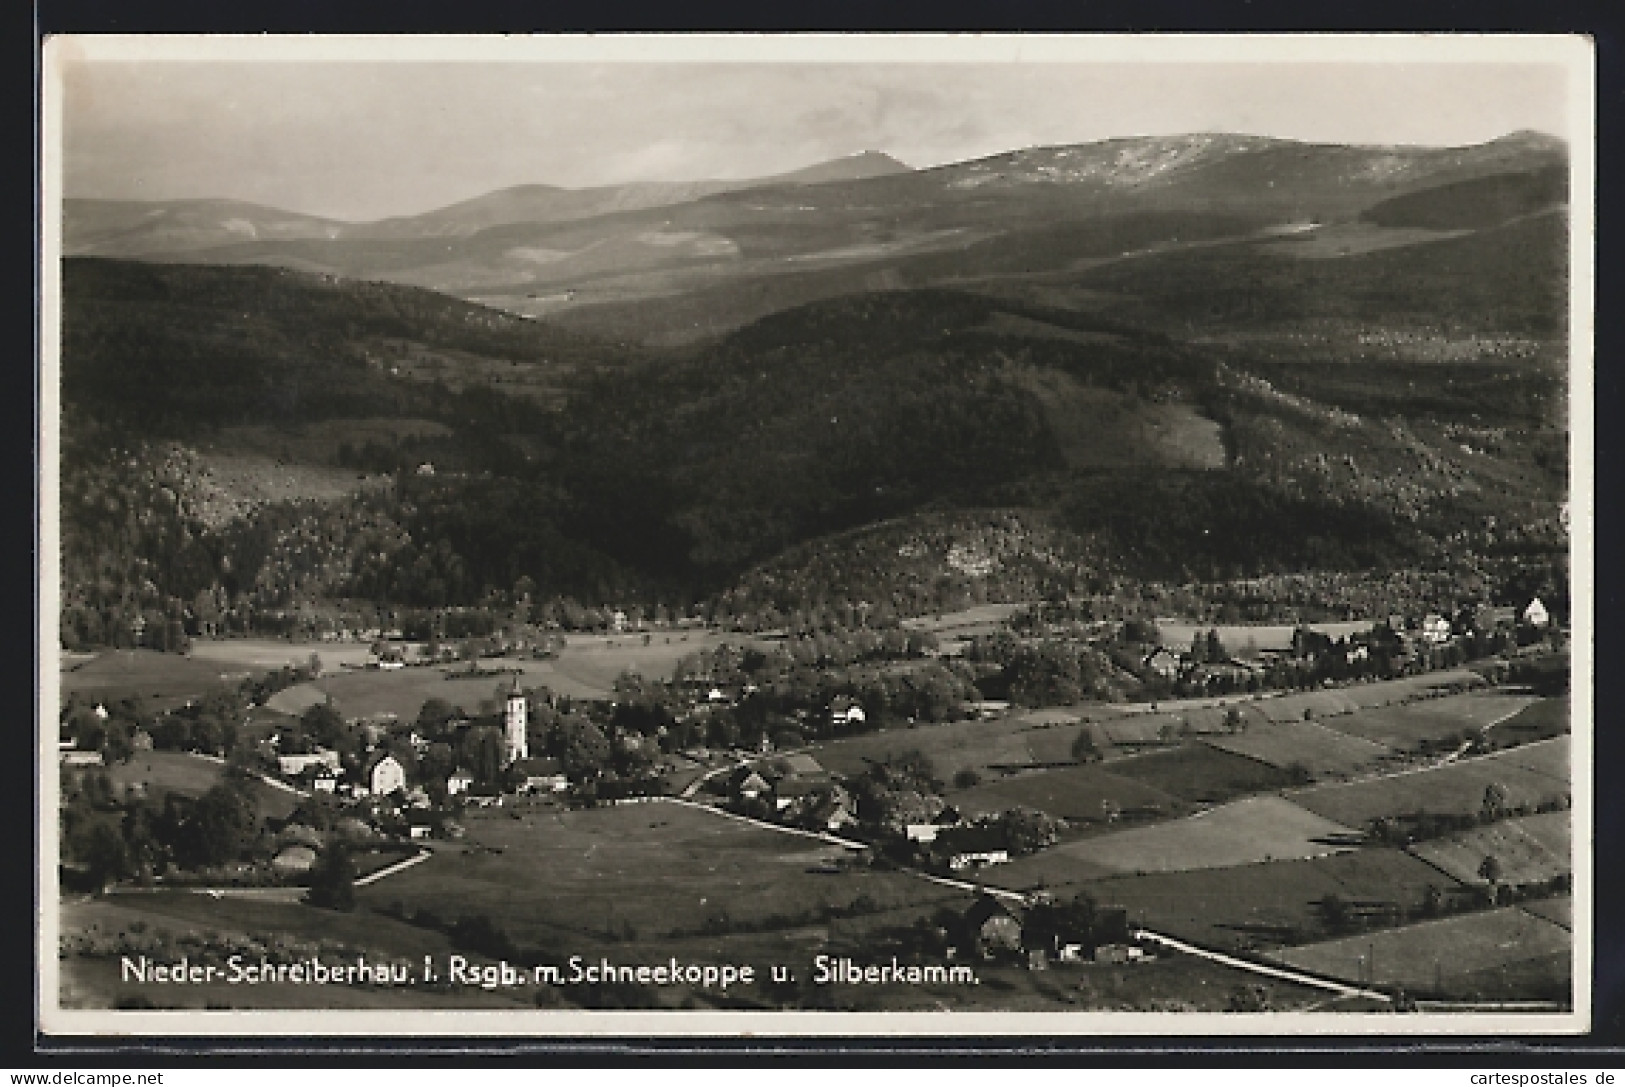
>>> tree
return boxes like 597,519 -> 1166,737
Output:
1481,781 -> 1510,824
1478,854 -> 1503,885
559,717 -> 611,779
301,701 -> 347,752
952,768 -> 982,790
1071,729 -> 1101,763
306,841 -> 356,911
459,725 -> 506,785
76,820 -> 132,890
185,782 -> 258,867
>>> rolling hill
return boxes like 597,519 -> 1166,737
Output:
55,130 -> 1572,641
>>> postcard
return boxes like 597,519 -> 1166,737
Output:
38,32 -> 1594,1040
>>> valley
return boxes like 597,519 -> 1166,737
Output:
54,128 -> 1576,1016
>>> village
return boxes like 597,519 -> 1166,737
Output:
57,587 -> 1570,1006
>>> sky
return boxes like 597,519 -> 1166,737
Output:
55,45 -> 1577,222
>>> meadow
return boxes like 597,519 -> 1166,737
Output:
1074,848 -> 1460,951
1286,737 -> 1570,828
356,801 -> 968,951
950,762 -> 1185,822
1318,690 -> 1543,751
1156,620 -> 1375,654
1102,744 -> 1299,804
998,795 -> 1359,884
1269,906 -> 1571,995
1408,811 -> 1571,887
98,750 -> 299,821
60,650 -> 239,710
1201,722 -> 1396,778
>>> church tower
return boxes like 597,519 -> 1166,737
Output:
503,682 -> 528,765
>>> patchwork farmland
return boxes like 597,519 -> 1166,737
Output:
1408,811 -> 1571,887
1286,737 -> 1570,828
1268,906 -> 1571,996
1076,848 -> 1460,951
1316,690 -> 1544,751
356,801 -> 967,951
999,795 -> 1359,884
1201,721 -> 1396,778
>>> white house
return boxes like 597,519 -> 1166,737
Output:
1524,597 -> 1551,628
446,768 -> 476,796
366,753 -> 407,797
829,697 -> 867,728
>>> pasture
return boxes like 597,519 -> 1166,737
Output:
1319,690 -> 1543,751
60,650 -> 238,709
97,751 -> 299,821
1409,812 -> 1570,887
1076,848 -> 1460,951
951,763 -> 1185,822
998,795 -> 1359,884
1201,722 -> 1395,778
190,637 -> 376,671
811,716 -> 1043,781
1156,620 -> 1375,655
1521,896 -> 1572,931
1486,697 -> 1571,748
1286,737 -> 1570,828
356,801 -> 967,951
1252,670 -> 1487,724
1103,744 -> 1299,804
1269,907 -> 1571,995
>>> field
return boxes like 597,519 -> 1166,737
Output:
96,751 -> 299,821
60,650 -> 238,709
951,763 -> 1185,822
1253,670 -> 1487,724
1202,722 -> 1396,778
1408,812 -> 1571,887
1318,690 -> 1543,751
811,717 -> 1045,781
1156,620 -> 1375,655
1269,906 -> 1571,995
190,637 -> 377,671
998,796 -> 1359,884
1520,896 -> 1572,930
1485,696 -> 1572,748
356,801 -> 968,951
1074,848 -> 1460,952
1286,737 -> 1570,828
1103,744 -> 1299,804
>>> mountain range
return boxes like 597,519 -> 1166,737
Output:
57,130 -> 1572,642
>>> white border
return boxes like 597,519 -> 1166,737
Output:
37,31 -> 1596,1040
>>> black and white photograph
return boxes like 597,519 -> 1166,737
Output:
37,34 -> 1594,1037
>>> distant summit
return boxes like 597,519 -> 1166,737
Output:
760,150 -> 912,187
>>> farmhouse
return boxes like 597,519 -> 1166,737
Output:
733,769 -> 772,801
365,752 -> 407,798
271,845 -> 318,877
1419,614 -> 1453,645
1524,597 -> 1551,628
961,894 -> 1024,958
936,825 -> 1011,870
1143,648 -> 1182,681
61,750 -> 103,767
829,697 -> 867,728
446,768 -> 475,796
